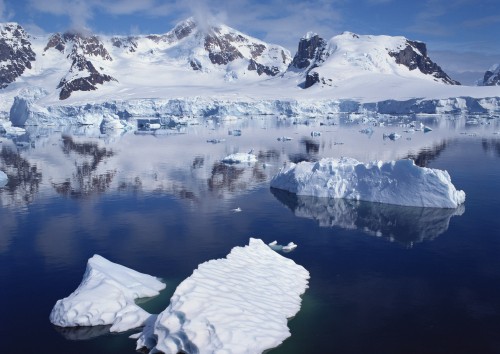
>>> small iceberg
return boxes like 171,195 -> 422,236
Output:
136,238 -> 309,354
49,255 -> 165,332
268,240 -> 298,252
277,136 -> 293,141
222,152 -> 257,164
270,157 -> 466,208
423,126 -> 433,133
0,171 -> 7,187
206,138 -> 225,144
383,132 -> 401,140
311,131 -> 321,137
228,129 -> 242,136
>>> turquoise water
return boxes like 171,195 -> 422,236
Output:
1,115 -> 499,353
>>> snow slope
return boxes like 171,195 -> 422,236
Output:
136,238 -> 309,354
49,255 -> 165,332
270,157 -> 466,208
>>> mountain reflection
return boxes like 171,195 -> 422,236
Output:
52,136 -> 116,198
405,140 -> 448,167
0,146 -> 42,206
271,188 -> 464,246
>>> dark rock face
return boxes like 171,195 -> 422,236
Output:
205,32 -> 243,65
481,66 -> 500,86
44,32 -> 112,61
289,34 -> 327,70
305,72 -> 320,88
0,23 -> 36,89
247,59 -> 280,76
57,55 -> 115,100
44,32 -> 115,100
389,40 -> 460,85
111,36 -> 138,53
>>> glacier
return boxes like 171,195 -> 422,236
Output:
135,238 -> 309,354
270,157 -> 466,208
9,95 -> 500,128
49,255 -> 165,332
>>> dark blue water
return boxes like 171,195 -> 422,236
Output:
1,116 -> 500,353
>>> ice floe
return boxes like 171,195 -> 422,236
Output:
268,240 -> 298,252
49,255 -> 165,332
136,238 -> 309,354
270,157 -> 466,208
222,152 -> 258,164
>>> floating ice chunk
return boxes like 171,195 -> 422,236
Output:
311,131 -> 321,137
359,127 -> 374,135
268,240 -> 298,252
0,171 -> 7,187
49,255 -> 165,332
228,129 -> 242,136
423,126 -> 433,133
206,138 -> 225,144
277,136 -> 293,141
232,207 -> 242,212
136,238 -> 309,354
222,152 -> 257,164
383,132 -> 401,140
270,157 -> 466,208
282,242 -> 298,252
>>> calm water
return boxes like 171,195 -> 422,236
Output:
1,114 -> 500,353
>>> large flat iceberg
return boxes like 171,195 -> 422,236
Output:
49,255 -> 165,332
136,238 -> 310,354
270,157 -> 465,208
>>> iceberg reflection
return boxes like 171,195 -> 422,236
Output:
271,188 -> 465,245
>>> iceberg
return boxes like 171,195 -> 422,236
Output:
49,255 -> 165,332
136,238 -> 309,354
270,157 -> 465,208
222,152 -> 258,164
0,171 -> 7,187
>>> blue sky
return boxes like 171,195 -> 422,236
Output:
1,0 -> 499,82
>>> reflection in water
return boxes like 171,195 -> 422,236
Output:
52,136 -> 116,198
0,146 -> 42,206
53,324 -> 112,341
271,188 -> 465,246
289,138 -> 320,163
481,139 -> 500,157
406,140 -> 449,167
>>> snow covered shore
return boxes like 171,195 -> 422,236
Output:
136,238 -> 309,354
49,255 -> 165,332
270,157 -> 466,208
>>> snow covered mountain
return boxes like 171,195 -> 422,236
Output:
0,23 -> 36,89
478,64 -> 500,86
1,18 -> 291,101
286,31 -> 460,88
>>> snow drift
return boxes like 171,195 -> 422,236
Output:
270,157 -> 465,208
49,255 -> 165,332
136,238 -> 309,354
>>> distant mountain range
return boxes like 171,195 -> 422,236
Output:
1,18 -> 499,126
1,18 -> 470,101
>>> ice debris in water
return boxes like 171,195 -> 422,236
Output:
383,132 -> 401,140
277,136 -> 293,141
136,238 -> 309,354
268,240 -> 298,252
232,207 -> 242,212
49,255 -> 165,332
222,152 -> 257,164
270,157 -> 466,208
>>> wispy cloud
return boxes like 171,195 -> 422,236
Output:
0,0 -> 14,22
463,15 -> 500,28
